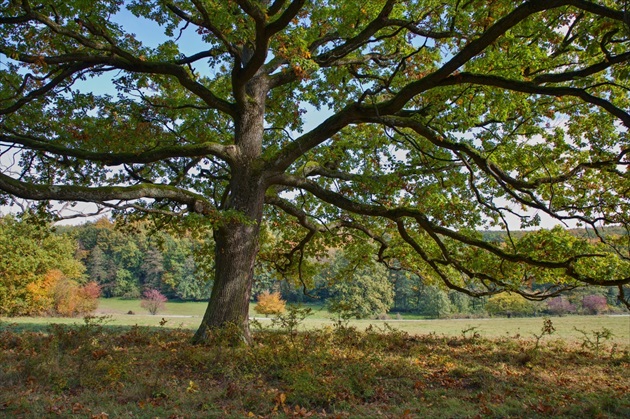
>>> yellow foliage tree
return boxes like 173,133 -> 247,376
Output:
0,216 -> 85,316
485,293 -> 536,318
254,291 -> 286,317
24,269 -> 63,314
22,269 -> 101,317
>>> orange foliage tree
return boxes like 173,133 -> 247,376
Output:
254,291 -> 286,317
0,216 -> 86,316
49,273 -> 101,317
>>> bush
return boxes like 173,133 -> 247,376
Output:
582,294 -> 607,314
254,291 -> 286,316
547,297 -> 576,316
485,293 -> 535,317
140,289 -> 167,315
49,273 -> 101,317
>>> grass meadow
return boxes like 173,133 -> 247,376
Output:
3,298 -> 629,344
1,299 -> 629,417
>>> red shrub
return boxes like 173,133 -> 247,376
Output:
547,297 -> 575,316
582,295 -> 607,314
140,289 -> 167,315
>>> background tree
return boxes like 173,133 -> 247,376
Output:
84,245 -> 111,290
1,1 -> 629,342
418,285 -> 452,318
448,291 -> 473,316
0,215 -> 85,315
546,296 -> 576,316
49,274 -> 101,317
485,293 -> 536,318
254,290 -> 286,317
73,218 -> 213,300
140,288 -> 168,315
326,253 -> 394,319
581,294 -> 608,314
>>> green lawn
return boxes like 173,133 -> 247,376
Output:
2,298 -> 628,345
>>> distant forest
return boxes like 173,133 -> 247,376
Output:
481,226 -> 629,243
1,215 -> 627,318
62,218 -> 214,301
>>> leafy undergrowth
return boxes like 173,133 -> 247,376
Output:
0,317 -> 628,418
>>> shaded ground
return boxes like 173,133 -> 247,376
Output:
0,317 -> 628,418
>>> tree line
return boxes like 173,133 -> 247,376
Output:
69,217 -> 213,301
0,215 -> 215,316
278,250 -> 625,319
1,215 -> 625,318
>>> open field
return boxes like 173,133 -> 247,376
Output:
1,298 -> 629,345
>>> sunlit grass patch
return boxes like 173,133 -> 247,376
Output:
4,299 -> 628,344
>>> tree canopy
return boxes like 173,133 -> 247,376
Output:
1,0 -> 629,341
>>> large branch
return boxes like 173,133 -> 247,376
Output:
313,0 -> 397,67
442,73 -> 630,128
265,193 -> 391,268
266,0 -> 306,37
395,219 -> 503,298
565,0 -> 626,20
270,173 -> 630,287
396,219 -> 577,300
3,5 -> 237,118
268,1 -> 398,90
368,116 -> 628,191
365,0 -> 585,116
352,0 -> 627,116
232,0 -> 268,86
0,64 -> 91,115
533,51 -> 630,84
264,104 -> 361,172
232,0 -> 305,87
268,0 -> 590,172
0,131 -> 235,166
296,160 -> 459,182
368,115 -> 628,227
0,172 -> 215,215
9,50 -> 236,117
167,1 -> 239,58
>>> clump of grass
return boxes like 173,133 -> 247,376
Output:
574,326 -> 615,357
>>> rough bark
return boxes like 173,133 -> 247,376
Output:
192,217 -> 262,344
192,162 -> 266,344
192,74 -> 268,344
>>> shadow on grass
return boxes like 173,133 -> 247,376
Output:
0,317 -> 177,336
1,318 -> 629,418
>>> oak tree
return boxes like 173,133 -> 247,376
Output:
1,0 -> 629,342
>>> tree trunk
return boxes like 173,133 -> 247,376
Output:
192,226 -> 258,344
192,162 -> 268,344
192,75 -> 268,344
